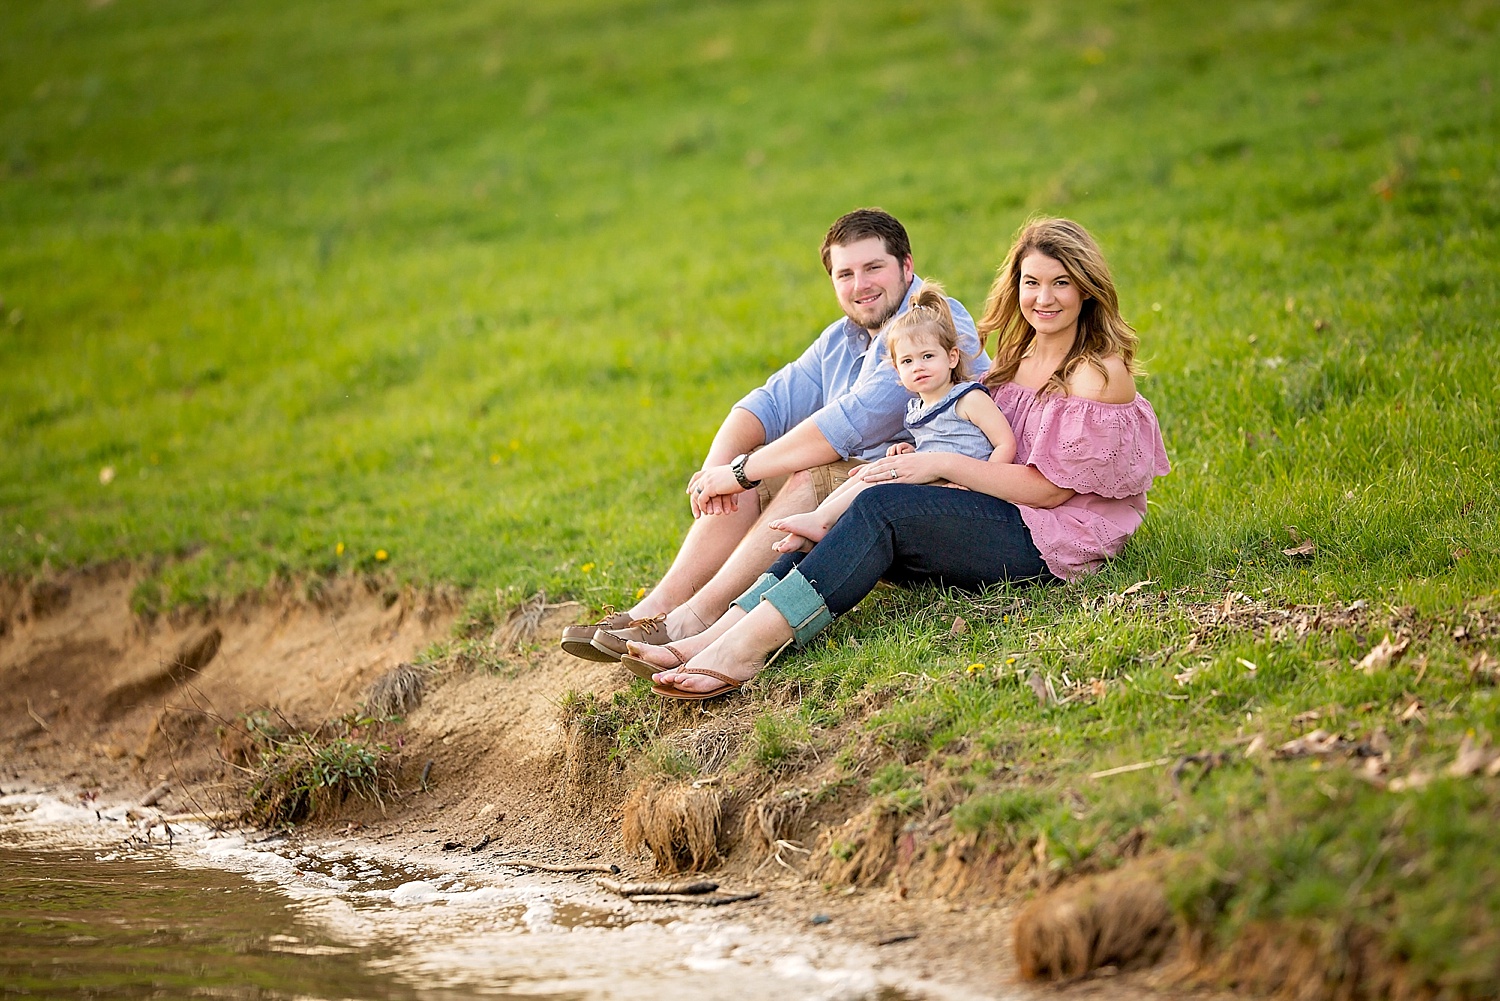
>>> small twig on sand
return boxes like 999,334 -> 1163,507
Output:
598,878 -> 718,896
877,932 -> 919,946
626,892 -> 760,905
496,859 -> 622,874
25,698 -> 51,733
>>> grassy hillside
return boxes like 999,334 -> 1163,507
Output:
4,0 -> 1499,992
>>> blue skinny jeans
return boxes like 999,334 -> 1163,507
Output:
767,484 -> 1056,623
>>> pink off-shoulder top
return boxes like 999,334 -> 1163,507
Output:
992,381 -> 1172,581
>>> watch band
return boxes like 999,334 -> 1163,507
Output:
731,453 -> 761,490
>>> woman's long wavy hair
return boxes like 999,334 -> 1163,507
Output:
978,218 -> 1140,395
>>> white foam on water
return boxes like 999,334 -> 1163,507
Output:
1,789 -> 1003,1001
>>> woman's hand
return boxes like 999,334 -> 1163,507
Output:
854,451 -> 950,486
688,463 -> 746,517
885,442 -> 915,457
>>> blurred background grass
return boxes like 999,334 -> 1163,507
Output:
1,0 -> 1496,611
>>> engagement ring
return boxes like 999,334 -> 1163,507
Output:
890,470 -> 898,479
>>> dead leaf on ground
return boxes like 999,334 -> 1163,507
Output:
1292,709 -> 1323,726
1275,729 -> 1348,758
1244,734 -> 1267,758
1388,771 -> 1431,793
1399,700 -> 1426,725
1120,579 -> 1155,596
1447,733 -> 1496,778
1173,664 -> 1201,686
1356,634 -> 1409,675
1282,540 -> 1317,558
1027,671 -> 1052,706
949,616 -> 967,636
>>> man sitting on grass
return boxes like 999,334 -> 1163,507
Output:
560,208 -> 988,662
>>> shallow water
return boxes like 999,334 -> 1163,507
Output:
0,792 -> 932,1001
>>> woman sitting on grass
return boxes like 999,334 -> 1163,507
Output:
765,279 -> 1016,555
626,218 -> 1172,700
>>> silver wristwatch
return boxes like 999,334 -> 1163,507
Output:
730,453 -> 761,490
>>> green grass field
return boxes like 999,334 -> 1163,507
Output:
5,0 -> 1499,991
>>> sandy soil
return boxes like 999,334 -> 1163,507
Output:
0,566 -> 1211,1001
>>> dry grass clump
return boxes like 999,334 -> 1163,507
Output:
492,589 -> 547,651
816,803 -> 904,886
1014,868 -> 1176,981
1190,921 -> 1431,1001
362,662 -> 430,718
742,787 -> 810,855
622,777 -> 722,873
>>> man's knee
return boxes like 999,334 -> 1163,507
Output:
764,470 -> 817,514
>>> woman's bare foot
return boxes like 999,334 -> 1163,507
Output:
626,633 -> 701,669
652,602 -> 794,694
766,513 -> 828,552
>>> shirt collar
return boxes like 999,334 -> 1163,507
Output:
839,275 -> 924,350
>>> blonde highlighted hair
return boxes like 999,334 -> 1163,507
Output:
883,280 -> 972,383
978,218 -> 1140,395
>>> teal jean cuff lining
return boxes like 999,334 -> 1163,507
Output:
732,572 -> 779,614
761,569 -> 833,647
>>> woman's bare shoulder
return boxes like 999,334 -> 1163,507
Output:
1066,355 -> 1136,403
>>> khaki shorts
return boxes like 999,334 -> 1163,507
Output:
755,458 -> 865,510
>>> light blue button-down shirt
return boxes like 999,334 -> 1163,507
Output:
734,277 -> 989,461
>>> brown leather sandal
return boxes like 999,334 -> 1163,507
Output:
620,643 -> 687,681
651,667 -> 744,701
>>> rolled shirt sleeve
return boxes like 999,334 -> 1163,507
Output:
736,278 -> 990,461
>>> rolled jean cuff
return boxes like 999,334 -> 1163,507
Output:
731,572 -> 779,614
762,569 -> 833,647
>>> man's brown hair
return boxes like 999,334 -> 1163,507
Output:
820,208 -> 912,273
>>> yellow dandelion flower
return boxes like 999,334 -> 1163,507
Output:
581,562 -> 595,573
1006,656 -> 1017,665
336,542 -> 345,556
375,549 -> 388,561
966,662 -> 985,674
635,587 -> 647,599
490,453 -> 501,464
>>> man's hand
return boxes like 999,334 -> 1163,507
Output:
885,442 -> 915,457
687,464 -> 746,517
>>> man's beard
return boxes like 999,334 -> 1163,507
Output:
847,282 -> 910,332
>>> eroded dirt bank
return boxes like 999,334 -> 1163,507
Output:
0,567 -> 1196,1000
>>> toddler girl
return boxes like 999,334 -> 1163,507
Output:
769,280 -> 1016,553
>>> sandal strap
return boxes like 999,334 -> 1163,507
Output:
685,667 -> 742,687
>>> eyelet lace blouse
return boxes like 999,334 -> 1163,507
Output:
992,381 -> 1171,581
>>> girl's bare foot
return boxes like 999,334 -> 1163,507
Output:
772,532 -> 814,554
766,513 -> 828,552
